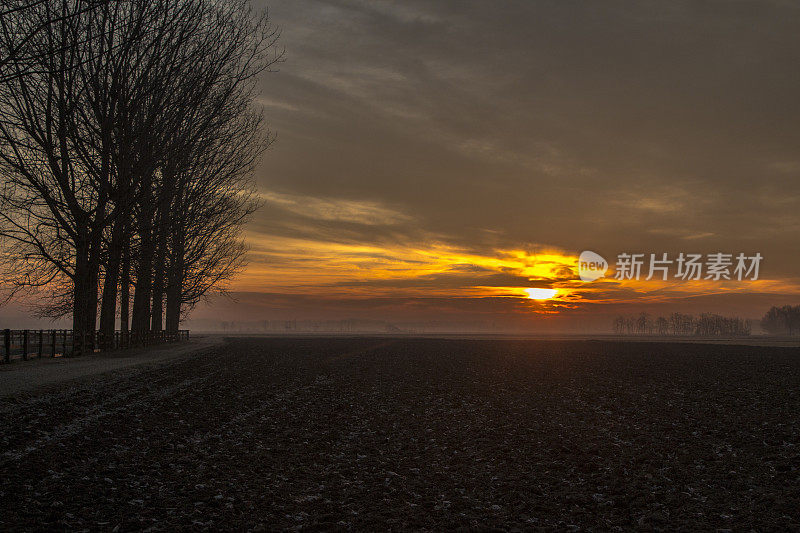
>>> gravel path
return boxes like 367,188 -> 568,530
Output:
0,336 -> 223,397
1,337 -> 799,531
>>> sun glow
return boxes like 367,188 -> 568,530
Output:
524,288 -> 558,300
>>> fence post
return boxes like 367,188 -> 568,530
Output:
51,330 -> 56,357
22,330 -> 28,361
38,330 -> 43,358
3,329 -> 9,363
62,330 -> 67,357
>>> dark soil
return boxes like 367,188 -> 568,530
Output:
2,337 -> 799,531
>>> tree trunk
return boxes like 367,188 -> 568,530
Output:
120,238 -> 130,333
150,193 -> 170,332
72,236 -> 91,354
165,225 -> 185,333
131,178 -> 155,336
98,217 -> 126,346
130,235 -> 153,335
85,201 -> 106,340
86,262 -> 99,333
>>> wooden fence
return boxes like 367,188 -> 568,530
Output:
1,329 -> 190,363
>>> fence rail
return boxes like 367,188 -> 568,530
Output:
1,329 -> 189,363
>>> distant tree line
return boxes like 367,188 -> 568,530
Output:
760,305 -> 800,336
613,312 -> 751,337
0,0 -> 282,344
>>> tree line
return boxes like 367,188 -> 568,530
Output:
612,312 -> 751,337
0,0 -> 282,345
760,305 -> 800,336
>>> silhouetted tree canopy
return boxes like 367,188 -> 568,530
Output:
0,0 -> 282,346
613,312 -> 751,337
760,305 -> 800,336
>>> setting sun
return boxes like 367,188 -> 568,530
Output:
524,288 -> 558,300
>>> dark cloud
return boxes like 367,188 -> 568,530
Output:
254,0 -> 799,264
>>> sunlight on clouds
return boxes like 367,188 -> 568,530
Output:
259,191 -> 413,225
255,97 -> 300,112
234,223 -> 800,314
237,236 -> 584,310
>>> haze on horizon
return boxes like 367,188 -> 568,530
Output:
4,0 -> 800,333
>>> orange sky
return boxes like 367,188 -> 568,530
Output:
186,223 -> 800,331
237,235 -> 797,307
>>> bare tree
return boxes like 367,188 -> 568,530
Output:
136,0 -> 279,334
0,0 -> 282,346
0,0 -> 108,83
0,0 -> 106,337
614,312 -> 750,337
761,305 -> 800,335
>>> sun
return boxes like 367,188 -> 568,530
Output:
524,288 -> 558,300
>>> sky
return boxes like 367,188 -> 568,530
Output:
186,0 -> 800,332
5,0 -> 800,332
